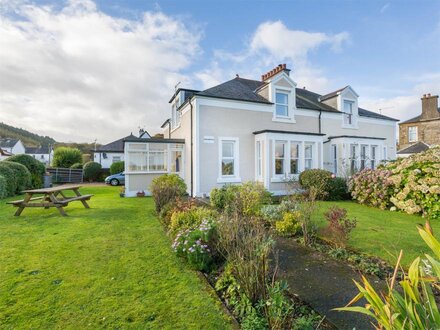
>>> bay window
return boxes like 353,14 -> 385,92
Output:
256,141 -> 263,178
275,92 -> 289,117
304,144 -> 313,170
371,146 -> 377,169
274,141 -> 286,175
290,143 -> 299,174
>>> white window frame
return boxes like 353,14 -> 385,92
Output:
350,144 -> 357,174
408,126 -> 418,142
360,144 -> 368,170
304,143 -> 314,170
218,137 -> 240,183
275,91 -> 289,118
331,144 -> 337,174
290,142 -> 300,175
383,146 -> 387,160
343,100 -> 354,126
112,156 -> 121,163
371,145 -> 377,169
273,140 -> 287,177
256,141 -> 263,180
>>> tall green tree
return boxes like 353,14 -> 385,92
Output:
52,147 -> 82,168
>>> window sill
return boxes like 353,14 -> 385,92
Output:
272,117 -> 296,123
341,124 -> 358,129
217,177 -> 242,184
270,175 -> 298,183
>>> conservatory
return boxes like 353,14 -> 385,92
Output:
123,137 -> 185,197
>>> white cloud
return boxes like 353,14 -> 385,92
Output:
195,21 -> 349,93
0,0 -> 201,142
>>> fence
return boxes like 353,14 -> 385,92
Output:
47,168 -> 83,183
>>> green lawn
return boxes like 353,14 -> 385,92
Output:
0,186 -> 232,329
314,201 -> 439,268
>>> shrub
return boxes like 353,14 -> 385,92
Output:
299,169 -> 332,200
275,212 -> 302,237
349,168 -> 394,210
0,163 -> 16,196
1,161 -> 31,194
169,207 -> 217,236
70,162 -> 83,169
261,199 -> 300,224
6,154 -> 45,188
216,214 -> 273,304
327,177 -> 350,201
297,189 -> 319,246
210,182 -> 271,216
0,175 -> 7,199
172,219 -> 216,272
322,207 -> 357,247
110,161 -> 125,175
83,161 -> 102,182
150,174 -> 187,213
52,147 -> 82,168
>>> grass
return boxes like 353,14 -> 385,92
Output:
314,201 -> 439,268
0,186 -> 232,329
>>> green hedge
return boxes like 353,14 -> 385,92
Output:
2,161 -> 32,194
0,162 -> 17,196
110,161 -> 124,175
6,154 -> 45,188
83,161 -> 102,182
0,175 -> 7,199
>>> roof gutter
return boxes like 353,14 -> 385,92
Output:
318,110 -> 322,134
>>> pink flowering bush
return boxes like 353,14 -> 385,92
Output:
387,147 -> 440,219
349,168 -> 394,210
172,219 -> 217,272
349,147 -> 440,219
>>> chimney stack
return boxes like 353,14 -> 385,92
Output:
261,64 -> 290,81
421,93 -> 439,120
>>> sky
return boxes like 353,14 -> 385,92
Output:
0,0 -> 439,143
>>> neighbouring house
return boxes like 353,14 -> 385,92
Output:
94,130 -> 150,169
0,138 -> 25,156
25,146 -> 53,165
124,64 -> 398,197
0,148 -> 13,161
397,93 -> 439,157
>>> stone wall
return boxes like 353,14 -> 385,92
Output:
399,119 -> 440,149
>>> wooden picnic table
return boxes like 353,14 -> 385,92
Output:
7,185 -> 93,216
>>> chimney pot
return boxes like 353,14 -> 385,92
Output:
427,93 -> 431,97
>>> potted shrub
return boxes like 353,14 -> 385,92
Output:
119,187 -> 125,198
136,191 -> 145,197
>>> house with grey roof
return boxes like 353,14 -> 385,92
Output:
0,138 -> 25,156
397,93 -> 439,157
94,130 -> 150,169
124,64 -> 398,197
25,146 -> 53,165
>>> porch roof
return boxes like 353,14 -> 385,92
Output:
327,135 -> 386,140
253,129 -> 325,136
123,137 -> 185,144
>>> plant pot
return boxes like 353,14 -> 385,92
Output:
119,192 -> 125,198
136,192 -> 145,197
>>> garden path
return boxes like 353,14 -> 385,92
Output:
276,238 -> 387,330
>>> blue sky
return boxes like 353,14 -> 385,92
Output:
1,0 -> 439,142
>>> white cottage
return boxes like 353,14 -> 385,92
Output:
124,64 -> 398,197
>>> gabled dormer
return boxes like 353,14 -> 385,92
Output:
320,85 -> 359,129
168,88 -> 199,130
258,64 -> 297,123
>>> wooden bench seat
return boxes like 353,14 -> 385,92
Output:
54,194 -> 93,204
7,196 -> 45,205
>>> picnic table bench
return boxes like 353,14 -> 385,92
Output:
7,185 -> 93,216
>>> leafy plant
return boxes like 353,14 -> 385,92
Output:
275,212 -> 302,237
1,161 -> 31,193
299,169 -> 332,200
6,154 -> 45,188
336,221 -> 440,329
297,188 -> 319,246
52,147 -> 82,168
83,161 -> 102,182
327,177 -> 350,201
110,161 -> 124,175
261,281 -> 294,330
323,206 -> 357,247
169,206 -> 217,236
150,174 -> 187,213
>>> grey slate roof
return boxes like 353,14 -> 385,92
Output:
25,146 -> 50,154
400,108 -> 440,124
190,77 -> 397,121
0,138 -> 19,148
196,78 -> 271,104
96,134 -> 136,152
318,86 -> 348,101
397,142 -> 430,154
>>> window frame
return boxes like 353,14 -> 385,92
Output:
408,126 -> 418,142
256,141 -> 263,180
275,91 -> 289,118
304,143 -> 314,170
371,145 -> 377,169
331,144 -> 337,174
290,142 -> 300,175
343,100 -> 354,126
274,140 -> 286,176
350,144 -> 357,174
360,144 -> 368,170
218,137 -> 240,183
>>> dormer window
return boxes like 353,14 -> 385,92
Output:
275,92 -> 289,117
344,100 -> 354,125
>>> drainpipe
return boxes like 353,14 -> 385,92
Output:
189,98 -> 194,197
318,110 -> 322,134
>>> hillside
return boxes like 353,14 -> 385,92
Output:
0,122 -> 56,147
